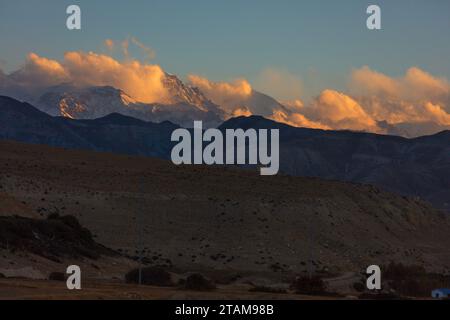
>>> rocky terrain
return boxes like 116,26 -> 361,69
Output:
1,139 -> 449,283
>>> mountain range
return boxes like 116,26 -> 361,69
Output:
1,95 -> 449,212
34,76 -> 225,128
2,68 -> 449,137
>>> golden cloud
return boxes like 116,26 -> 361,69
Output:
423,102 -> 450,125
307,90 -> 380,132
188,75 -> 252,112
104,39 -> 114,51
349,66 -> 450,128
7,51 -> 169,104
62,51 -> 169,103
1,46 -> 450,136
231,106 -> 253,117
10,53 -> 69,87
254,68 -> 303,101
269,109 -> 329,130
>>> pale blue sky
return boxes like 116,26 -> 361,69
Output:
0,0 -> 449,99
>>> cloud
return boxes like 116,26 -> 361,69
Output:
403,67 -> 450,102
0,51 -> 170,104
423,102 -> 450,125
188,75 -> 252,112
254,68 -> 303,101
231,106 -> 253,117
350,66 -> 399,97
10,53 -> 69,88
305,90 -> 380,132
104,39 -> 114,51
104,37 -> 155,62
181,67 -> 450,134
282,99 -> 304,112
1,45 -> 449,136
350,66 -> 450,103
349,66 -> 450,127
130,37 -> 156,61
269,109 -> 330,130
62,51 -> 169,103
187,72 -> 376,132
121,39 -> 130,59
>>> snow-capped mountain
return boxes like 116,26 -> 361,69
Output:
162,73 -> 221,113
36,84 -> 139,119
235,90 -> 289,116
35,74 -> 225,127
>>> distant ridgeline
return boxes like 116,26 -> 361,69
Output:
0,95 -> 449,211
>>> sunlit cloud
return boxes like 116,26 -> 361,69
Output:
121,39 -> 130,60
62,51 -> 169,103
1,51 -> 170,104
269,109 -> 330,130
231,106 -> 253,117
350,66 -> 450,103
10,53 -> 69,88
188,75 -> 252,112
349,66 -> 450,128
254,68 -> 303,101
130,37 -> 156,62
0,45 -> 449,137
104,39 -> 115,51
310,89 -> 379,131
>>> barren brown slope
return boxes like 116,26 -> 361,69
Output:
0,139 -> 449,276
0,192 -> 37,218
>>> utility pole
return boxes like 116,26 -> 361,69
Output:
136,175 -> 144,285
308,210 -> 314,279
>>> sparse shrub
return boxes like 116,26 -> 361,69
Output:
353,281 -> 366,293
183,273 -> 215,291
47,213 -> 60,220
269,263 -> 284,272
59,215 -> 82,229
214,273 -> 241,285
384,262 -> 425,280
49,272 -> 66,281
383,262 -> 450,297
249,286 -> 287,294
125,267 -> 173,286
291,276 -> 327,295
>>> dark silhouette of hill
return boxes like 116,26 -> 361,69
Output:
0,95 -> 177,158
1,96 -> 449,210
220,116 -> 450,212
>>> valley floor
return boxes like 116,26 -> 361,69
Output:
0,277 -> 348,300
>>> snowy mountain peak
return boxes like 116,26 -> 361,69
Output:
162,73 -> 219,112
35,76 -> 225,127
36,85 -> 141,119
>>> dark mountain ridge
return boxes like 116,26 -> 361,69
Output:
1,95 -> 449,211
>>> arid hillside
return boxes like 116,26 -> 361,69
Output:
1,139 -> 449,279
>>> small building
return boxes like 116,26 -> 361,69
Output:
431,288 -> 450,299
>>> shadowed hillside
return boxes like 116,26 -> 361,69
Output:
1,139 -> 449,277
1,96 -> 449,211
